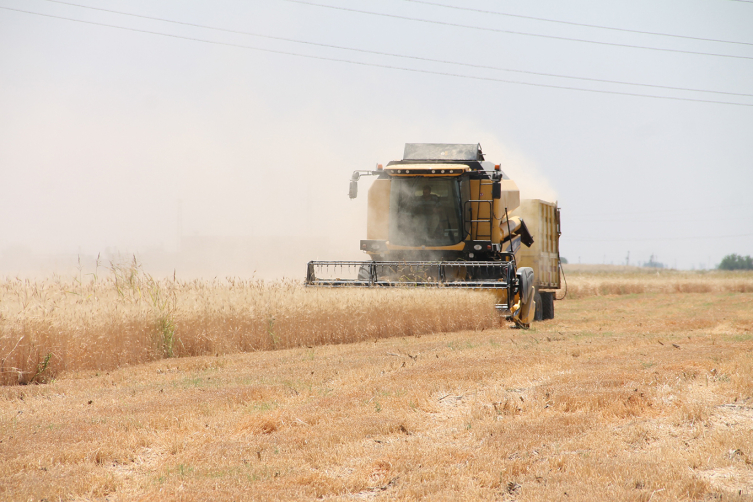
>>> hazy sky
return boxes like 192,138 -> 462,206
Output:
1,0 -> 751,274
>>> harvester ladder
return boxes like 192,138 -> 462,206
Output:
464,199 -> 493,241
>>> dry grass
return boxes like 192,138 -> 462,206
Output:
0,262 -> 496,385
3,264 -> 752,386
1,291 -> 752,500
563,265 -> 753,298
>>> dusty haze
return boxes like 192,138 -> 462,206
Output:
1,0 -> 751,277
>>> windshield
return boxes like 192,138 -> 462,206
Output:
389,177 -> 464,246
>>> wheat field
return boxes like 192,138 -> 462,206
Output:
0,261 -> 498,385
1,289 -> 751,500
563,265 -> 753,298
2,263 -> 752,386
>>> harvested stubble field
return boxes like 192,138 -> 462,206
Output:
1,268 -> 753,501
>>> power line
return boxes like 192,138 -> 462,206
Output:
569,215 -> 751,224
2,6 -> 752,107
565,202 -> 753,218
33,0 -> 753,98
565,233 -> 753,242
404,0 -> 753,47
281,0 -> 753,61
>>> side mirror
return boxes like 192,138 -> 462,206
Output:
349,180 -> 358,199
492,181 -> 501,199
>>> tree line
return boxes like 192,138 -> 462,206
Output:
718,254 -> 753,271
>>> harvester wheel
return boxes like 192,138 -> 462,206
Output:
514,267 -> 535,329
541,292 -> 555,320
534,291 -> 543,321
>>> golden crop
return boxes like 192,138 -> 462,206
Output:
561,265 -> 753,298
0,261 -> 497,385
3,262 -> 751,386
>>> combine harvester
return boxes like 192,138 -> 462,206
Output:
306,143 -> 562,328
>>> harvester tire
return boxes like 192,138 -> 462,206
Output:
534,291 -> 543,321
541,292 -> 555,320
515,267 -> 535,327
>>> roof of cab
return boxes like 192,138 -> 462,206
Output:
403,143 -> 484,161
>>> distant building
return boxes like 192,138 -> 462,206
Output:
643,254 -> 665,269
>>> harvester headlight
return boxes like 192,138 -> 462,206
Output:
441,170 -> 445,173
405,170 -> 410,174
474,244 -> 482,251
469,252 -> 474,258
432,170 -> 436,173
397,169 -> 402,173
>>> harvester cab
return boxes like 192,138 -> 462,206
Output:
306,143 -> 561,329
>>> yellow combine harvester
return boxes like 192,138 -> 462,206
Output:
306,143 -> 562,328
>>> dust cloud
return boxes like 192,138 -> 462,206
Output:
469,131 -> 558,203
0,89 -> 558,280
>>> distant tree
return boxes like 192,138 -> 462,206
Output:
560,256 -> 568,264
718,254 -> 753,270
